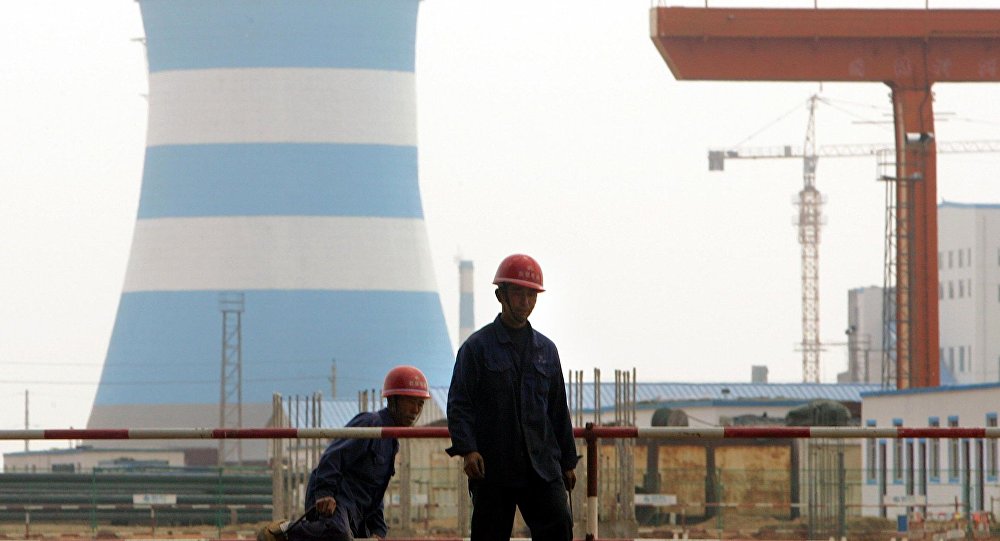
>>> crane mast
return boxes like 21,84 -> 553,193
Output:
709,95 -> 1000,385
797,96 -> 823,383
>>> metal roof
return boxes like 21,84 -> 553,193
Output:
940,200 -> 1000,210
568,382 -> 880,411
309,382 -> 878,427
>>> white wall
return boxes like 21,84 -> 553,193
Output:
847,286 -> 888,384
860,385 -> 1000,518
938,204 -> 1000,384
3,448 -> 185,473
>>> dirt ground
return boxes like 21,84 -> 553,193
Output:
0,522 -> 266,540
1,517 -> 992,541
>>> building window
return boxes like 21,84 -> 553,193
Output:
949,251 -> 954,268
949,282 -> 954,299
918,440 -> 928,496
959,280 -> 965,298
988,414 -> 998,481
959,249 -> 964,267
893,418 -> 904,483
960,347 -> 965,372
968,279 -> 972,296
867,419 -> 878,483
948,416 -> 960,482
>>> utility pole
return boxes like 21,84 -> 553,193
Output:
329,358 -> 337,399
219,292 -> 245,467
24,390 -> 29,452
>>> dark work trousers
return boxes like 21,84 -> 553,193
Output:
286,505 -> 363,541
470,473 -> 573,541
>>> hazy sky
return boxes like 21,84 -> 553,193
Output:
3,0 -> 1000,461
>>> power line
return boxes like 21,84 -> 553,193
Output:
0,358 -> 335,367
0,376 -> 335,386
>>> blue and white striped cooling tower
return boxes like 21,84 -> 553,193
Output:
88,1 -> 453,445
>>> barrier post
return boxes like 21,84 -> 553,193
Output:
90,468 -> 98,536
963,441 -> 972,539
837,450 -> 846,540
215,467 -> 224,538
585,422 -> 598,541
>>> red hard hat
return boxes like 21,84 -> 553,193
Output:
382,365 -> 431,398
493,254 -> 544,292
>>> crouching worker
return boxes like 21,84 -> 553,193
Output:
258,365 -> 430,541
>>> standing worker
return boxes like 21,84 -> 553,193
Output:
446,253 -> 578,541
257,365 -> 430,541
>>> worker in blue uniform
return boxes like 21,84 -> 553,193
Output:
447,253 -> 578,541
257,365 -> 430,541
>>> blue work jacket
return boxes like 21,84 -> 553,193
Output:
304,408 -> 397,538
446,315 -> 578,486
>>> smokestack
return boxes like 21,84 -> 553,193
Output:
459,260 -> 475,345
752,365 -> 769,384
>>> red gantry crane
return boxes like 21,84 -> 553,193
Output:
652,7 -> 1000,389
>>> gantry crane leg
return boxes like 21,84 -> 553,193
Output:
650,6 -> 1000,387
890,85 -> 940,389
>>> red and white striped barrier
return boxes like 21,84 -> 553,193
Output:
0,504 -> 272,511
5,424 -> 995,541
1,426 -> 998,440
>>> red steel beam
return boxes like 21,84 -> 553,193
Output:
3,426 -> 1000,440
651,8 -> 1000,83
651,7 -> 1000,388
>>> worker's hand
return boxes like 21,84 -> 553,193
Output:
462,451 -> 485,480
562,469 -> 577,491
315,496 -> 337,516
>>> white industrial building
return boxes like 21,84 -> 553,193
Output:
844,285 -> 889,384
852,202 -> 1000,520
860,384 -> 1000,519
938,201 -> 1000,385
846,202 -> 1000,386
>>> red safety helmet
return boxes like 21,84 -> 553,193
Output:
382,365 -> 431,398
492,254 -> 545,292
